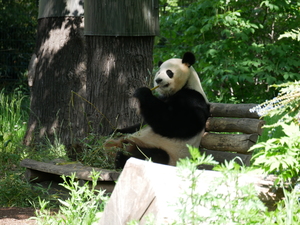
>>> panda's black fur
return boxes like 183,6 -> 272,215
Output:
105,52 -> 210,169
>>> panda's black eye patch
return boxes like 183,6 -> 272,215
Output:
166,70 -> 174,78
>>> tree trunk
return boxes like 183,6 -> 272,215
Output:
24,17 -> 86,147
86,36 -> 154,135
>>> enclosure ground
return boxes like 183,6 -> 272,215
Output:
0,207 -> 36,225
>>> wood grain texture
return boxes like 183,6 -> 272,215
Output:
24,17 -> 86,147
199,149 -> 252,167
200,132 -> 258,154
206,117 -> 265,135
210,103 -> 260,118
86,36 -> 155,135
20,159 -> 120,182
85,0 -> 159,36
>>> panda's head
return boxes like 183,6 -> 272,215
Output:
154,52 -> 202,97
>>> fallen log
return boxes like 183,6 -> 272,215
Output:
209,103 -> 260,118
200,132 -> 258,154
205,117 -> 265,135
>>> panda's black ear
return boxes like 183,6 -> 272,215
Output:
158,61 -> 163,67
182,52 -> 195,67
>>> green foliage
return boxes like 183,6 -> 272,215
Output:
0,88 -> 115,208
0,89 -> 29,169
0,0 -> 37,79
77,134 -> 116,169
170,146 -> 300,225
155,0 -> 300,103
250,81 -> 300,183
251,122 -> 300,183
269,185 -> 300,225
173,146 -> 267,225
34,171 -> 109,225
0,89 -> 56,207
0,172 -> 51,207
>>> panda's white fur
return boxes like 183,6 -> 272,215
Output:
105,52 -> 209,168
154,58 -> 209,103
127,126 -> 203,166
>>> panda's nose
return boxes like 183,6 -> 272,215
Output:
155,78 -> 163,84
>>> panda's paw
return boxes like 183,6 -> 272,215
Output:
133,87 -> 152,99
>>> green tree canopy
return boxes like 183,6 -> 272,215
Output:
155,0 -> 300,103
0,0 -> 37,80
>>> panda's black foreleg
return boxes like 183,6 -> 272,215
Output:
115,145 -> 170,169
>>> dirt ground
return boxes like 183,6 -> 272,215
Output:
0,181 -> 64,225
0,207 -> 37,225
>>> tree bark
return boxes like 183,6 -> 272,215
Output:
24,17 -> 86,147
86,36 -> 155,135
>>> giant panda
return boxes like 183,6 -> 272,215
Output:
105,52 -> 210,169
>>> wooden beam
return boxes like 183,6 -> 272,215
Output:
210,103 -> 260,118
200,132 -> 258,154
20,159 -> 120,182
206,117 -> 265,135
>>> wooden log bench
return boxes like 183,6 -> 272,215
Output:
200,103 -> 264,167
20,103 -> 264,192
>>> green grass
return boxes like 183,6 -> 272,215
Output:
0,89 -> 30,170
33,171 -> 109,225
0,88 -> 114,207
0,89 -> 29,156
0,89 -> 48,207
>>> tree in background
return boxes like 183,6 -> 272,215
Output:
24,1 -> 87,150
24,0 -> 159,154
84,0 -> 159,135
155,0 -> 300,103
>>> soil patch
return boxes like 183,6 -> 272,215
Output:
0,207 -> 37,225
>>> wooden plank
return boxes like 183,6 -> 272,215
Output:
85,0 -> 159,36
206,117 -> 265,135
200,132 -> 258,154
20,159 -> 120,182
210,103 -> 260,118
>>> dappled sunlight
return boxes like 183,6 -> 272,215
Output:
40,26 -> 70,61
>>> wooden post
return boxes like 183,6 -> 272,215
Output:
84,0 -> 159,135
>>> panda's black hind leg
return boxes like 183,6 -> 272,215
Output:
115,147 -> 170,169
115,151 -> 131,169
